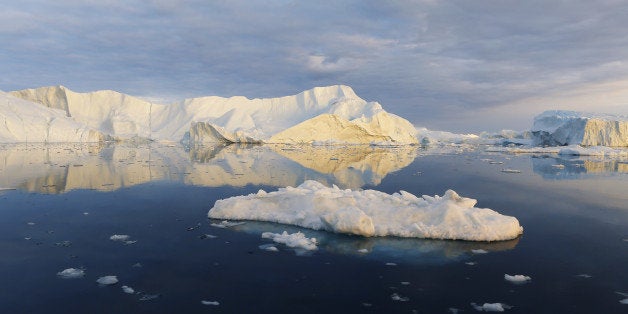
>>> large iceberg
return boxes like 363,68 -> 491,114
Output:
532,110 -> 628,147
208,180 -> 523,241
5,85 -> 418,145
0,91 -> 107,143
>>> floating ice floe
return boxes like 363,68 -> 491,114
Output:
208,180 -> 523,241
261,231 -> 318,251
201,300 -> 220,306
504,274 -> 531,284
471,249 -> 489,254
109,234 -> 130,241
258,244 -> 279,252
57,268 -> 85,279
96,275 -> 118,285
121,285 -> 135,294
390,293 -> 409,302
471,302 -> 510,312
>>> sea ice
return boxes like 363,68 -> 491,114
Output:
471,302 -> 509,312
210,220 -> 246,228
390,293 -> 409,302
57,268 -> 85,279
208,180 -> 523,241
109,234 -> 130,241
504,274 -> 531,284
471,249 -> 489,254
261,231 -> 318,251
201,300 -> 220,306
121,285 -> 135,294
96,276 -> 119,285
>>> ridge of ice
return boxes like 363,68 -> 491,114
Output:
532,110 -> 628,147
5,85 -> 418,145
207,180 -> 523,241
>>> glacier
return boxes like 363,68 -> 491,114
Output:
532,110 -> 628,147
208,180 -> 523,241
4,85 -> 418,145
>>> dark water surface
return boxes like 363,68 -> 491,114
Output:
1,143 -> 626,313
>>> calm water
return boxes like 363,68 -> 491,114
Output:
1,143 -> 626,313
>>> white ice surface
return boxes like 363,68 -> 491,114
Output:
6,85 -> 418,145
96,275 -> 119,285
57,268 -> 85,278
109,234 -> 130,241
471,302 -> 508,312
532,110 -> 628,147
261,231 -> 318,251
504,274 -> 531,284
208,180 -> 523,241
122,285 -> 135,294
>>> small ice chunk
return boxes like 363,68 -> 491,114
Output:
400,281 -> 410,285
110,235 -> 130,241
199,234 -> 218,239
132,263 -> 143,268
122,285 -> 135,294
504,274 -> 531,284
385,262 -> 397,266
261,231 -> 317,251
620,298 -> 628,304
124,240 -> 137,245
27,222 -> 35,226
471,302 -> 509,312
139,294 -> 160,301
96,275 -> 118,285
465,262 -> 477,266
576,274 -> 592,278
390,293 -> 409,302
57,268 -> 85,279
259,244 -> 279,252
471,249 -> 488,254
357,248 -> 369,253
201,300 -> 220,306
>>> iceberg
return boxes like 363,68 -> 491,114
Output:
532,110 -> 628,147
6,85 -> 418,145
207,180 -> 523,241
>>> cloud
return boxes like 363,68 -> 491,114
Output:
2,0 -> 628,132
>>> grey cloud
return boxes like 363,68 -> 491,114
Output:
2,0 -> 628,132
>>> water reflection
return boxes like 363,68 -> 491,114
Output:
532,155 -> 628,179
0,143 -> 416,193
224,220 -> 520,265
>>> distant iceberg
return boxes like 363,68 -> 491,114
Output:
532,110 -> 628,147
5,85 -> 418,145
208,180 -> 523,241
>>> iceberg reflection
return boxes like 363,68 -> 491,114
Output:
0,143 -> 416,193
532,155 -> 628,180
220,220 -> 520,265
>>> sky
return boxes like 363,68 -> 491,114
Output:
2,0 -> 628,133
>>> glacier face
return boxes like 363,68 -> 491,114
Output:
4,85 -> 418,145
532,110 -> 628,147
0,91 -> 107,143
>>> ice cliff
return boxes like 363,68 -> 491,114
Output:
532,110 -> 628,147
4,85 -> 418,145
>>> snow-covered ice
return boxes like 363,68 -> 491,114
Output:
5,85 -> 418,145
201,300 -> 220,306
109,234 -> 130,241
471,302 -> 510,312
261,231 -> 318,251
532,110 -> 628,147
208,180 -> 523,241
57,268 -> 85,278
504,274 -> 531,284
96,275 -> 118,285
121,285 -> 135,294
